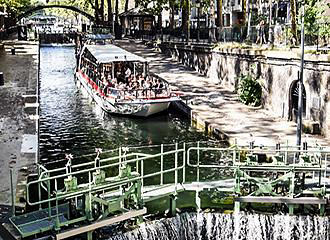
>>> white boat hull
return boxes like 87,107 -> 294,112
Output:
75,71 -> 178,117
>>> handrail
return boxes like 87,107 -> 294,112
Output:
28,142 -> 330,208
27,147 -> 185,206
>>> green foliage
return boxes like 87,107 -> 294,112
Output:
237,73 -> 262,107
303,0 -> 330,38
44,0 -> 94,21
138,0 -> 167,15
0,0 -> 32,15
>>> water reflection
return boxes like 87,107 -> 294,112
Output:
39,46 -> 209,164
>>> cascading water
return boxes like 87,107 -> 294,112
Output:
107,212 -> 330,240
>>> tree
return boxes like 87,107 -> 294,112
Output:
289,0 -> 298,44
216,0 -> 222,28
303,0 -> 330,45
209,0 -> 216,41
115,0 -> 118,23
139,0 -> 167,28
107,0 -> 112,26
169,0 -> 178,30
0,0 -> 32,16
124,0 -> 129,12
181,0 -> 190,39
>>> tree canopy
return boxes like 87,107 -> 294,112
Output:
0,0 -> 34,15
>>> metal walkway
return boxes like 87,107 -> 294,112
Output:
8,141 -> 330,239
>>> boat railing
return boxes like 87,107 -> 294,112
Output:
105,86 -> 175,100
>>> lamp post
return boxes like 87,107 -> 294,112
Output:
296,2 -> 305,147
196,1 -> 200,42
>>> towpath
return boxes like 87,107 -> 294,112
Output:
0,41 -> 38,236
116,39 -> 330,147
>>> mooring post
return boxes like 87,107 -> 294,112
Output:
234,201 -> 240,213
320,204 -> 325,216
288,204 -> 294,215
87,231 -> 93,240
195,190 -> 201,212
170,194 -> 177,216
10,168 -> 15,216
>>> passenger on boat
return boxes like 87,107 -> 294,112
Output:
155,79 -> 164,95
125,67 -> 131,81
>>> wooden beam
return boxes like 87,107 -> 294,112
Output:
56,208 -> 146,240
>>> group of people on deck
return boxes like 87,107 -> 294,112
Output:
81,60 -> 167,99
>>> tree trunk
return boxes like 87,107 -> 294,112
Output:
181,0 -> 190,40
125,0 -> 129,12
115,0 -> 119,24
209,0 -> 216,42
107,0 -> 112,26
290,0 -> 298,44
242,0 -> 246,24
246,0 -> 252,40
100,0 -> 104,25
169,0 -> 175,30
95,0 -> 100,25
216,0 -> 223,27
268,0 -> 272,43
158,13 -> 162,29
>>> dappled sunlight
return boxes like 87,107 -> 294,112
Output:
115,39 -> 330,146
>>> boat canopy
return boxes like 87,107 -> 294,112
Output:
84,45 -> 148,64
85,34 -> 114,40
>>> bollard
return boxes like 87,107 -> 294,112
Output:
11,47 -> 15,55
0,72 -> 4,86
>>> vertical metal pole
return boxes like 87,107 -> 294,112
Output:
160,144 -> 164,185
10,169 -> 15,216
136,155 -> 139,173
112,62 -> 114,79
119,147 -> 122,164
55,179 -> 60,230
197,4 -> 200,42
183,143 -> 186,183
38,166 -> 42,210
296,3 -> 305,147
175,143 -> 178,190
197,141 -> 200,182
141,160 -> 144,187
324,153 -> 327,188
285,140 -> 289,165
47,174 -> 51,218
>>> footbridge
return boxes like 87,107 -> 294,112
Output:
5,141 -> 330,240
17,5 -> 95,22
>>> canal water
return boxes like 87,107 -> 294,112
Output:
39,46 -> 210,164
37,46 -> 329,240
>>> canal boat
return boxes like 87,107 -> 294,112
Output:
75,44 -> 180,117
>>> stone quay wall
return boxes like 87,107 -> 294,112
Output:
159,42 -> 330,138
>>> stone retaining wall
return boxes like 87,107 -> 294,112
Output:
159,42 -> 330,138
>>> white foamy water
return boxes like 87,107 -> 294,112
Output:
108,212 -> 330,240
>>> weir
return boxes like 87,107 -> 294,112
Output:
5,141 -> 330,239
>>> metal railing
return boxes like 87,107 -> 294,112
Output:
27,141 -> 330,206
9,141 -> 330,238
